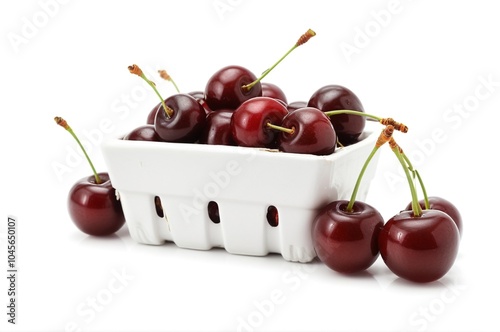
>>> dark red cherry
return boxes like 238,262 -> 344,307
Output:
287,101 -> 307,112
146,102 -> 160,125
204,65 -> 262,111
379,209 -> 460,283
312,200 -> 383,273
308,85 -> 365,145
199,110 -> 236,146
231,96 -> 288,148
405,196 -> 463,238
278,107 -> 336,155
123,124 -> 164,142
154,93 -> 206,143
68,172 -> 125,236
262,82 -> 287,104
189,90 -> 213,115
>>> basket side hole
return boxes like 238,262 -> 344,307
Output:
266,205 -> 279,227
208,201 -> 220,224
154,196 -> 164,218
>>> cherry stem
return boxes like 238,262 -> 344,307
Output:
325,109 -> 381,121
266,122 -> 295,134
390,139 -> 430,210
346,146 -> 379,212
390,141 -> 422,217
400,152 -> 430,210
346,125 -> 394,212
324,110 -> 409,133
54,117 -> 101,184
158,69 -> 181,93
128,65 -> 173,118
241,29 -> 316,92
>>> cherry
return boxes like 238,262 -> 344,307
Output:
146,103 -> 159,125
312,126 -> 393,273
313,200 -> 383,273
205,29 -> 316,111
262,82 -> 288,104
123,124 -> 164,142
378,209 -> 460,283
199,109 -> 236,146
379,136 -> 460,283
308,84 -> 366,145
287,101 -> 307,112
55,117 -> 125,236
68,172 -> 126,236
275,107 -> 337,155
405,196 -> 463,238
205,65 -> 262,111
154,93 -> 206,143
189,90 -> 214,115
231,96 -> 288,148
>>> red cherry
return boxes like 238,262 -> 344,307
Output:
146,103 -> 158,125
204,65 -> 262,111
204,29 -> 316,111
405,196 -> 463,238
277,107 -> 336,155
287,101 -> 307,112
154,93 -> 206,143
199,110 -> 236,146
189,90 -> 214,115
308,84 -> 365,145
379,210 -> 460,283
261,82 -> 287,104
123,124 -> 164,142
68,172 -> 125,236
312,200 -> 383,273
231,96 -> 288,148
55,117 -> 125,236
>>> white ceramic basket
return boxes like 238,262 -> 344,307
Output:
101,121 -> 381,262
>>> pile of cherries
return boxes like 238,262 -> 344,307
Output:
55,29 -> 462,284
125,68 -> 365,156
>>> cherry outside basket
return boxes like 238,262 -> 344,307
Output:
101,121 -> 381,262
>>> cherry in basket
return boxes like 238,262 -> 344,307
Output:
205,29 -> 316,111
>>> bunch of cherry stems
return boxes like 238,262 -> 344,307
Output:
343,115 -> 428,216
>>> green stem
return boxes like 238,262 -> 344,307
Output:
170,78 -> 180,94
392,146 -> 421,217
242,29 -> 316,92
266,122 -> 295,134
346,146 -> 379,212
242,45 -> 297,92
68,128 -> 101,184
415,169 -> 430,210
140,73 -> 172,118
324,109 -> 381,121
400,152 -> 429,209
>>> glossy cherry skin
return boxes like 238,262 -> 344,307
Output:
278,107 -> 337,155
68,172 -> 125,236
154,93 -> 206,143
123,124 -> 164,142
231,96 -> 288,148
379,210 -> 460,283
308,85 -> 365,145
262,82 -> 287,104
204,65 -> 262,111
405,196 -> 463,238
312,200 -> 384,273
147,102 -> 160,125
199,110 -> 236,146
189,90 -> 213,115
287,101 -> 307,112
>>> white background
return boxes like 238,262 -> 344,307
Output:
1,0 -> 500,331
